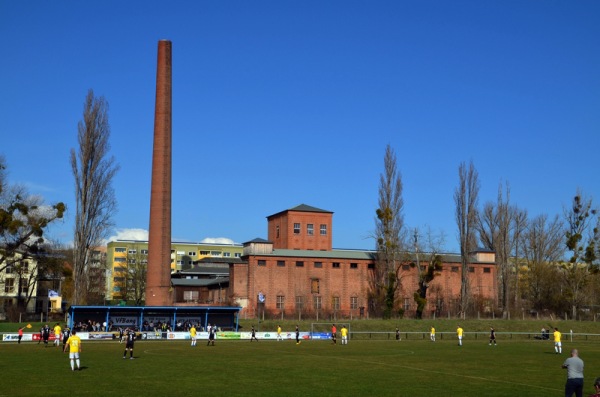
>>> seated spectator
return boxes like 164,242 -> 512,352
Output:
589,377 -> 600,397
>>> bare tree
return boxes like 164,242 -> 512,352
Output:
0,156 -> 66,276
370,144 -> 405,318
125,245 -> 148,305
412,227 -> 444,319
512,209 -> 528,309
0,156 -> 65,317
70,90 -> 119,305
454,161 -> 479,317
520,214 -> 564,313
477,182 -> 515,318
562,191 -> 598,319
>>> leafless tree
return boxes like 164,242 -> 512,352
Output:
520,214 -> 564,313
370,144 -> 405,318
477,182 -> 515,318
125,245 -> 148,305
562,191 -> 598,319
0,156 -> 65,315
70,90 -> 119,305
512,209 -> 528,309
1,159 -> 66,267
454,160 -> 479,316
412,227 -> 444,319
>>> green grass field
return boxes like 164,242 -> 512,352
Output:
1,333 -> 598,396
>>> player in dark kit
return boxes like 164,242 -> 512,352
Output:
41,324 -> 50,347
123,328 -> 136,359
207,326 -> 216,346
489,327 -> 497,346
62,326 -> 71,352
250,325 -> 258,342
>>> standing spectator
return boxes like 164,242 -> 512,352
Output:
430,326 -> 436,342
17,326 -> 24,344
457,325 -> 464,346
331,324 -> 337,345
295,325 -> 301,345
123,328 -> 136,359
62,326 -> 71,352
66,330 -> 82,371
562,348 -> 584,397
341,325 -> 348,345
588,377 -> 600,397
276,325 -> 282,341
41,324 -> 50,347
489,327 -> 497,346
53,323 -> 62,347
190,324 -> 197,347
250,325 -> 258,342
555,328 -> 563,354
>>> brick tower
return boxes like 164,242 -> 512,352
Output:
146,40 -> 172,306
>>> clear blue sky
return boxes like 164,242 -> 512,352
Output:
1,1 -> 598,252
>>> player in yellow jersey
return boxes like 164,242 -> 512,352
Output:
341,325 -> 348,345
66,330 -> 82,371
190,324 -> 197,347
277,325 -> 282,341
430,326 -> 436,342
53,323 -> 62,347
457,325 -> 464,346
554,327 -> 562,354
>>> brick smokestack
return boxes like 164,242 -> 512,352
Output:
146,40 -> 172,306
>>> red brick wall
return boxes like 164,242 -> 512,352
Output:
232,256 -> 497,318
268,210 -> 332,250
398,263 -> 498,314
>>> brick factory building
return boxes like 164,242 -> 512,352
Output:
229,204 -> 498,319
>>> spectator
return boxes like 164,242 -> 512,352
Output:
562,348 -> 584,397
588,377 -> 600,397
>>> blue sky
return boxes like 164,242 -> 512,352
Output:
1,1 -> 598,252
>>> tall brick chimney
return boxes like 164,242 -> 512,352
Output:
146,40 -> 172,306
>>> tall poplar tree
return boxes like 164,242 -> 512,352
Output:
454,161 -> 479,317
70,90 -> 119,305
370,144 -> 404,318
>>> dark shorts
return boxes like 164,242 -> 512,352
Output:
565,377 -> 583,397
126,341 -> 134,349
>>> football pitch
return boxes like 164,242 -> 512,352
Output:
1,337 -> 598,396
